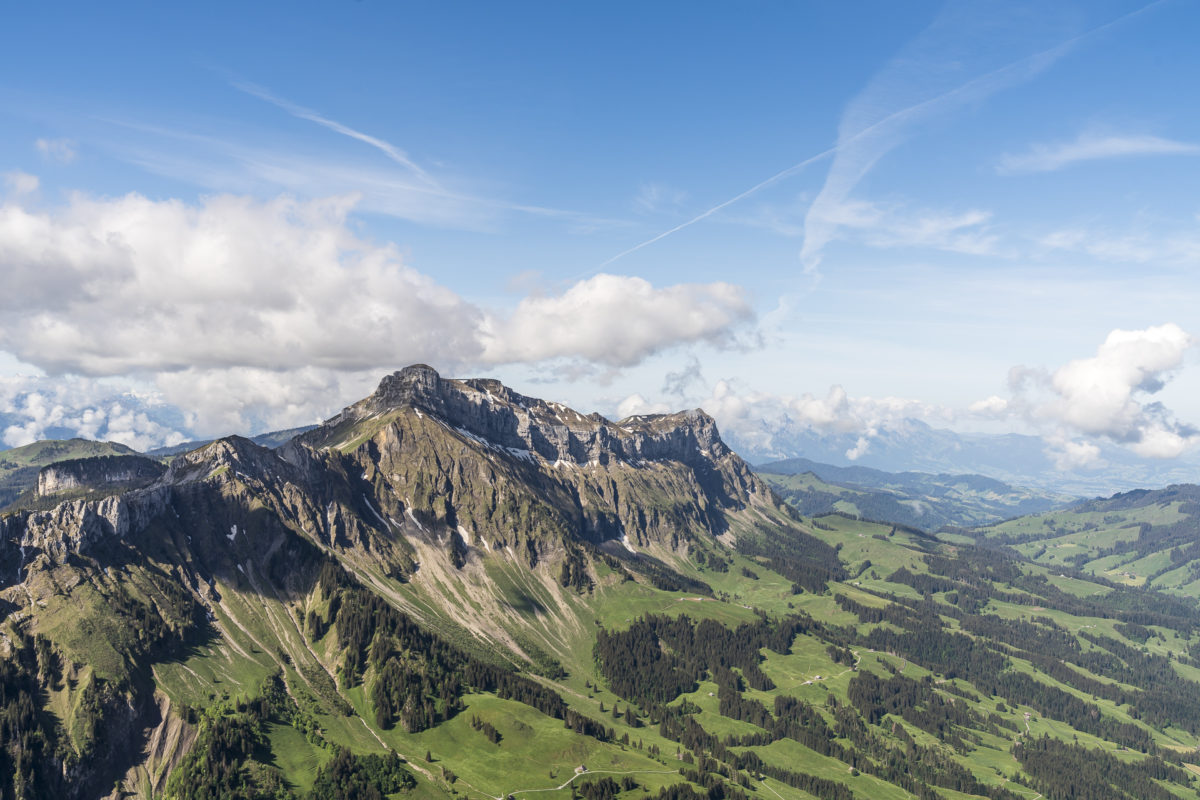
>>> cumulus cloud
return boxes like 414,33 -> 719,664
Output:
976,323 -> 1199,464
35,138 -> 78,164
0,375 -> 189,450
479,274 -> 753,368
998,132 -> 1199,174
0,191 -> 483,374
619,379 -> 947,461
0,190 -> 754,442
1043,432 -> 1103,471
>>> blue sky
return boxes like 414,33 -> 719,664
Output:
2,0 -> 1199,469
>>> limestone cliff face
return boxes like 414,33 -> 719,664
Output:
37,454 -> 166,496
316,364 -> 732,467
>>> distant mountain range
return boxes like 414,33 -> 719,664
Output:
756,456 -> 1075,530
725,418 -> 1200,496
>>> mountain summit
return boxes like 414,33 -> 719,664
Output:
307,364 -> 731,468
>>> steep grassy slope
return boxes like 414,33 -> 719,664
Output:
5,369 -> 1200,800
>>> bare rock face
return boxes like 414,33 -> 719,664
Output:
291,365 -> 782,560
37,454 -> 166,497
313,364 -> 730,467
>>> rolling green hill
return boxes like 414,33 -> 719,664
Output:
4,368 -> 1200,800
966,483 -> 1200,595
757,458 -> 1073,531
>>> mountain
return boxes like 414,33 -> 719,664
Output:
756,457 -> 1075,530
144,425 -> 318,458
0,438 -> 140,509
727,418 -> 1200,495
5,366 -> 1200,800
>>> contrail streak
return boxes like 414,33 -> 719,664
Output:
595,146 -> 837,269
596,0 -> 1165,274
233,80 -> 442,189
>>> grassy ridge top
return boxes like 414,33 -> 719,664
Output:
0,437 -> 137,509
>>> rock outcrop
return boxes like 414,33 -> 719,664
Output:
37,454 -> 166,496
308,364 -> 731,467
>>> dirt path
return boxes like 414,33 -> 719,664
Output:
802,650 -> 861,685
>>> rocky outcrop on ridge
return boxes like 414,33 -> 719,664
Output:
37,454 -> 166,496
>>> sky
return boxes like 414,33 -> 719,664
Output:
2,0 -> 1200,471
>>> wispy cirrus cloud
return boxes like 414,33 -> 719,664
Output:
998,131 -> 1199,174
633,183 -> 689,216
597,2 -> 1160,275
1037,222 -> 1200,265
35,137 -> 77,164
98,114 -> 628,233
798,2 -> 1130,274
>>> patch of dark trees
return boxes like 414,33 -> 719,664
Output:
1012,735 -> 1193,800
596,612 -> 1024,800
0,633 -> 62,800
735,531 -> 846,594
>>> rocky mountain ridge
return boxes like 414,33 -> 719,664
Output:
308,363 -> 731,468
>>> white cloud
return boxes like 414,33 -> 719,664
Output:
804,200 -> 1002,257
619,378 -> 949,462
35,138 -> 78,164
153,366 -> 378,437
969,395 -> 1009,416
479,274 -> 754,368
616,393 -> 673,419
0,190 -> 753,442
3,171 -> 39,196
977,323 -> 1199,462
1037,225 -> 1200,265
998,132 -> 1199,174
0,191 -> 483,374
1044,433 -> 1103,471
0,375 -> 188,450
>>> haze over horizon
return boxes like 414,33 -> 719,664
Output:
3,1 -> 1200,482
